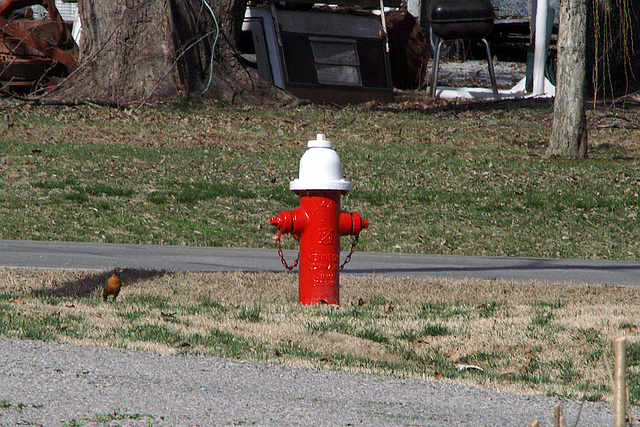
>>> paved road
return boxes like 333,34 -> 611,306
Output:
1,239 -> 639,286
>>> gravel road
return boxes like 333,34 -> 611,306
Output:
0,338 -> 620,426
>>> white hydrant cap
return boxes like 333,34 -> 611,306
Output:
290,134 -> 351,191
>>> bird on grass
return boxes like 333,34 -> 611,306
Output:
103,268 -> 123,301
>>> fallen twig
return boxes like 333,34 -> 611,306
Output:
589,114 -> 640,130
613,90 -> 640,105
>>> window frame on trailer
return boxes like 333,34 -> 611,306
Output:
309,37 -> 362,86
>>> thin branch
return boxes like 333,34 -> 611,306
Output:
591,123 -> 640,130
612,90 -> 640,105
9,97 -> 125,108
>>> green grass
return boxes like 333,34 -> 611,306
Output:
630,370 -> 640,407
63,410 -> 155,426
627,341 -> 640,366
575,327 -> 602,344
90,411 -> 155,423
478,302 -> 503,318
0,304 -> 62,341
307,319 -> 353,334
550,358 -> 579,385
356,327 -> 389,343
195,328 -> 254,358
0,100 -> 638,260
118,323 -> 183,343
126,295 -> 172,310
235,304 -> 263,323
118,309 -> 146,322
531,308 -> 555,328
459,350 -> 504,365
397,323 -> 452,340
418,301 -> 468,320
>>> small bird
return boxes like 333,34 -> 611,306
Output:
103,268 -> 123,301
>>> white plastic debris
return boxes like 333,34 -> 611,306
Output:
456,364 -> 485,372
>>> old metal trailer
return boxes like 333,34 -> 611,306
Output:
240,1 -> 400,104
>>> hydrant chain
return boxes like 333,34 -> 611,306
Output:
276,229 -> 299,270
277,229 -> 359,271
339,233 -> 360,270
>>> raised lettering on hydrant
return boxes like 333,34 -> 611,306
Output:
270,134 -> 369,305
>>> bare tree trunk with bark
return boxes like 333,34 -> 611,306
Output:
53,0 -> 293,106
547,0 -> 588,158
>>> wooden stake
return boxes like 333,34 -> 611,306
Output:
614,336 -> 628,427
553,402 -> 565,427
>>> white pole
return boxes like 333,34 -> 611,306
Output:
406,0 -> 421,24
533,0 -> 549,95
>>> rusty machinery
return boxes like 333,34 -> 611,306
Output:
0,0 -> 77,94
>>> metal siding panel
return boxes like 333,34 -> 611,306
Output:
276,10 -> 382,39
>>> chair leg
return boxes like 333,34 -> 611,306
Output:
482,38 -> 500,100
430,38 -> 445,98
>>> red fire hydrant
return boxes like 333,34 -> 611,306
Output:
270,134 -> 369,305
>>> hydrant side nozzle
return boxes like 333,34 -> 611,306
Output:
339,212 -> 369,236
271,209 -> 308,236
354,214 -> 370,235
270,211 -> 293,234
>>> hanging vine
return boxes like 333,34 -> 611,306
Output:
589,0 -> 636,102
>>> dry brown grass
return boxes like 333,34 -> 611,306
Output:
1,267 -> 639,403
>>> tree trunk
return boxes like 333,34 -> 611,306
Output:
547,0 -> 588,159
53,0 -> 293,105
